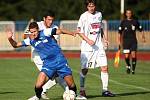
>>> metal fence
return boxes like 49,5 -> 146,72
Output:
0,20 -> 149,51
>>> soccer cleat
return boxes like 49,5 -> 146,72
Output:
131,71 -> 135,74
126,66 -> 131,74
79,90 -> 86,97
76,95 -> 87,100
28,96 -> 40,100
102,91 -> 115,97
41,92 -> 49,100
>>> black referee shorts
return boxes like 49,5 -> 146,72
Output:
123,39 -> 137,53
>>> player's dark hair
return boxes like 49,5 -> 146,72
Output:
43,10 -> 55,18
124,9 -> 134,19
29,22 -> 39,30
85,0 -> 97,6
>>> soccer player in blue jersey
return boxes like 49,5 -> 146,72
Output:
24,11 -> 69,100
7,22 -> 77,100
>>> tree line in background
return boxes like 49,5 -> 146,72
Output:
0,0 -> 149,21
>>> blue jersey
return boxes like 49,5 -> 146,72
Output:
22,28 -> 61,60
21,28 -> 72,79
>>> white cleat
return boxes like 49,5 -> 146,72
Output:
76,95 -> 87,100
41,93 -> 49,100
28,95 -> 39,100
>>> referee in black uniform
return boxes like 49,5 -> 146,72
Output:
118,9 -> 146,74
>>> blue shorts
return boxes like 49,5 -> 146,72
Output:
41,54 -> 72,79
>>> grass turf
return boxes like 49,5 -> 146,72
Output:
0,58 -> 150,100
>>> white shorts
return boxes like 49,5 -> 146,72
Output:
81,50 -> 107,69
32,51 -> 43,71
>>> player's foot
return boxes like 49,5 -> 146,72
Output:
79,90 -> 86,97
102,91 -> 115,97
41,92 -> 49,100
131,66 -> 135,74
76,95 -> 87,100
28,96 -> 40,100
131,71 -> 135,74
126,66 -> 131,74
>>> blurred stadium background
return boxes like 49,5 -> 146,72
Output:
0,1 -> 150,100
0,0 -> 150,52
0,20 -> 149,52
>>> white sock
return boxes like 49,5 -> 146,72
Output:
42,79 -> 56,93
55,77 -> 69,91
101,72 -> 108,91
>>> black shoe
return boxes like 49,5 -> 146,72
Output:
126,68 -> 130,74
102,91 -> 115,97
132,71 -> 135,74
126,66 -> 131,74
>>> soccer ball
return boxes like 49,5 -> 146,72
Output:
63,90 -> 75,100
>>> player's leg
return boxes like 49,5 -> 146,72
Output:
33,54 -> 57,99
41,79 -> 56,99
131,51 -> 137,74
79,69 -> 88,96
64,75 -> 77,94
55,76 -> 69,91
97,50 -> 115,97
131,42 -> 137,74
28,72 -> 48,100
124,53 -> 131,74
79,52 -> 89,98
123,41 -> 131,74
35,72 -> 48,98
57,59 -> 77,98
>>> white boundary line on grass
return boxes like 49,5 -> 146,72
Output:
73,70 -> 150,91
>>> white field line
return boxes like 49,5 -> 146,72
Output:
73,70 -> 150,91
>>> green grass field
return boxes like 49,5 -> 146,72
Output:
0,58 -> 150,100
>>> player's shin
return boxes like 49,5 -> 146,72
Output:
42,79 -> 56,93
55,77 -> 69,91
132,58 -> 137,72
80,72 -> 86,89
69,84 -> 77,95
35,87 -> 43,99
101,71 -> 108,92
125,57 -> 131,67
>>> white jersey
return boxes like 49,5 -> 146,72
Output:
37,21 -> 59,40
77,11 -> 104,52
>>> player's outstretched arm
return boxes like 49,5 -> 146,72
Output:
56,28 -> 76,36
7,30 -> 22,48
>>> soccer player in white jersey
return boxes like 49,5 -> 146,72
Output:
76,0 -> 115,99
24,11 -> 68,100
7,22 -> 77,100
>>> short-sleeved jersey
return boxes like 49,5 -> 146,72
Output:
24,21 -> 59,39
37,21 -> 59,39
37,21 -> 58,31
22,28 -> 61,60
118,19 -> 142,40
28,21 -> 59,58
77,11 -> 104,51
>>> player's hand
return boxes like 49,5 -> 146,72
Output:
6,29 -> 13,39
103,39 -> 109,47
142,36 -> 146,43
88,39 -> 95,46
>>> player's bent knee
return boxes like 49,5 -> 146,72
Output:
101,66 -> 108,72
81,69 -> 88,75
